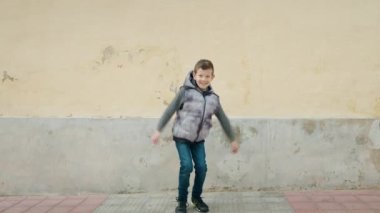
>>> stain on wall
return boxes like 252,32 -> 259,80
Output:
101,46 -> 116,64
369,149 -> 380,172
249,127 -> 258,137
302,120 -> 316,135
355,135 -> 371,145
347,99 -> 357,113
374,98 -> 380,114
293,142 -> 301,154
2,71 -> 17,83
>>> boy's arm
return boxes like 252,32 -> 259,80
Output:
156,87 -> 185,132
215,103 -> 235,142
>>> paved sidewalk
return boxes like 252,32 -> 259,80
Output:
1,190 -> 380,213
95,191 -> 293,213
285,190 -> 380,213
0,195 -> 107,213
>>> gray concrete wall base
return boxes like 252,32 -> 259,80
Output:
0,118 -> 379,195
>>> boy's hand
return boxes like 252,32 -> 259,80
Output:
231,141 -> 239,153
151,131 -> 161,144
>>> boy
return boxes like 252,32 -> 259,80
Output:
151,59 -> 239,213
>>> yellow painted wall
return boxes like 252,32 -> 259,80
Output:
0,0 -> 379,118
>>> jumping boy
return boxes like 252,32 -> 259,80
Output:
151,59 -> 239,213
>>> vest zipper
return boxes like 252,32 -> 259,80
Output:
195,93 -> 207,141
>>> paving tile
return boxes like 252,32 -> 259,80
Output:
341,202 -> 370,209
357,195 -> 380,203
287,195 -> 311,202
271,210 -> 293,213
35,198 -> 64,207
294,210 -> 321,213
0,200 -> 21,212
47,206 -> 74,213
311,195 -> 334,202
15,199 -> 43,207
0,201 -> 17,207
290,202 -> 318,210
260,196 -> 287,203
333,195 -> 359,202
0,207 -> 9,211
71,204 -> 100,213
316,190 -> 376,197
367,202 -> 380,209
285,191 -> 302,195
4,197 -> 26,201
263,202 -> 292,211
45,196 -> 67,200
27,206 -> 52,213
2,206 -> 29,213
66,195 -> 89,199
347,210 -> 376,213
82,196 -> 107,205
1,200 -> 23,206
316,202 -> 344,210
57,198 -> 84,206
353,190 -> 380,195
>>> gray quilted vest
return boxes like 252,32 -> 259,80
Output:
172,72 -> 220,142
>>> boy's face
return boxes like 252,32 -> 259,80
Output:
193,68 -> 214,90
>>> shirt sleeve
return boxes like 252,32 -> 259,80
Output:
156,87 -> 185,132
215,102 -> 236,142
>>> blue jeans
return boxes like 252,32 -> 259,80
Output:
175,139 -> 207,202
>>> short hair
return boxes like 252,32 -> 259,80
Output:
193,59 -> 214,74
